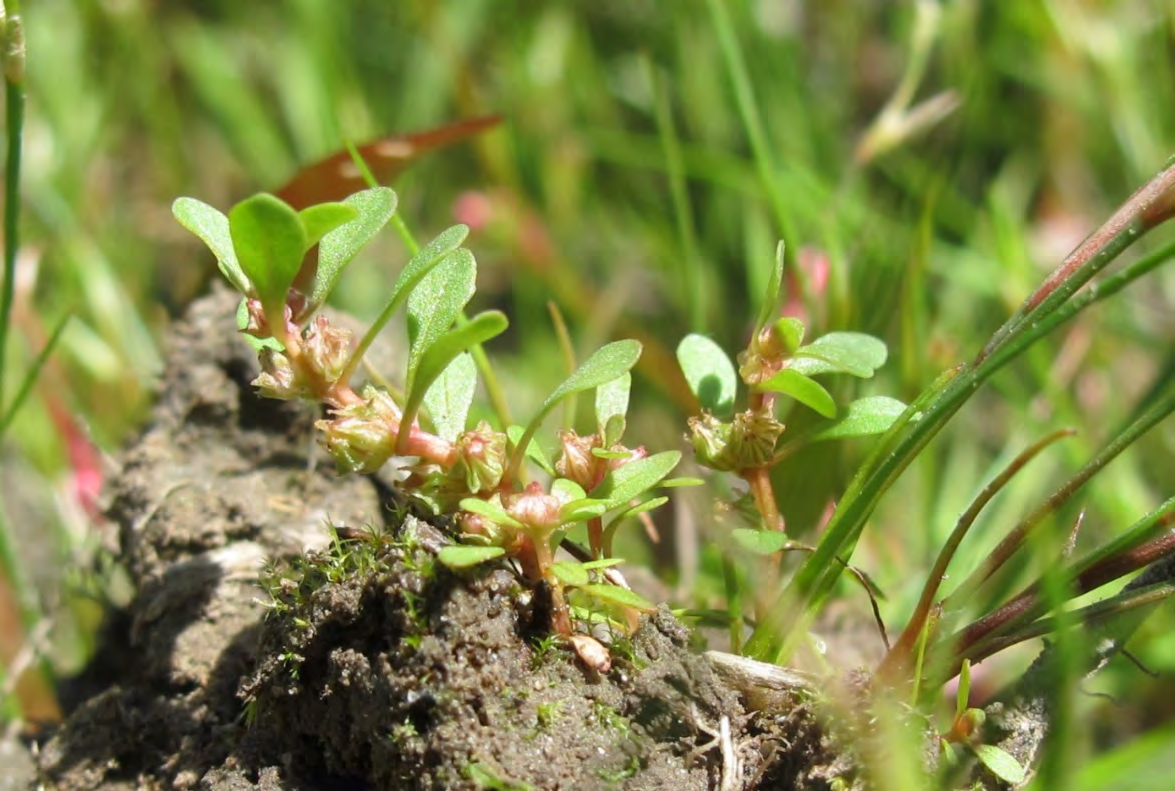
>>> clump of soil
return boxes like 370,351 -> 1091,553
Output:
33,286 -> 848,790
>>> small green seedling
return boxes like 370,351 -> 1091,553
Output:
174,188 -> 685,646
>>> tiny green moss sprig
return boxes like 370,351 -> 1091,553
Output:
173,188 -> 691,645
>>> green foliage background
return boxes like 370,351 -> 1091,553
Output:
3,0 -> 1173,780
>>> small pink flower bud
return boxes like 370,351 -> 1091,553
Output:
555,430 -> 605,489
504,481 -> 565,535
607,444 -> 648,471
454,421 -> 507,493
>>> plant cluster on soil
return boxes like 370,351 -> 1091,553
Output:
29,288 -> 850,790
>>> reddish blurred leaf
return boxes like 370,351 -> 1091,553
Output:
275,115 -> 501,210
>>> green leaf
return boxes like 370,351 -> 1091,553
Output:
803,396 -> 907,442
773,317 -> 805,355
459,497 -> 524,530
676,333 -> 737,418
228,194 -> 306,319
311,187 -> 397,309
595,373 -> 630,434
731,528 -> 791,556
510,340 -> 643,479
792,332 -> 888,378
506,425 -> 555,476
578,557 -> 628,571
172,197 -> 250,294
591,451 -> 682,510
581,584 -> 656,612
551,478 -> 588,503
550,561 -> 590,588
757,369 -> 837,418
438,545 -> 506,570
403,311 -> 507,431
299,202 -> 358,248
970,744 -> 1027,785
660,477 -> 704,488
600,414 -> 626,447
755,240 -> 787,331
407,249 -> 477,393
423,352 -> 477,442
560,499 -> 608,523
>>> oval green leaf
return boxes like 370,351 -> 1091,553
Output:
805,396 -> 907,442
757,369 -> 837,418
590,450 -> 682,510
971,744 -> 1027,785
676,333 -> 737,418
173,197 -> 250,294
311,187 -> 397,310
407,249 -> 477,391
229,193 -> 306,318
793,332 -> 887,378
422,352 -> 478,442
550,561 -> 590,588
401,310 -> 507,442
581,584 -> 656,612
438,545 -> 506,570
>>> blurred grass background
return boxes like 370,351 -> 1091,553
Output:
1,0 -> 1173,779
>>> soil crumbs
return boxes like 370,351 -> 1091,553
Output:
31,287 -> 844,790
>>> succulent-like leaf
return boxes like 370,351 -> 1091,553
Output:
173,197 -> 250,294
550,561 -> 590,588
422,352 -> 478,442
229,194 -> 306,320
459,497 -> 524,530
402,310 -> 507,437
792,332 -> 888,378
299,202 -> 358,248
407,249 -> 477,392
438,545 -> 506,570
677,333 -> 737,418
595,373 -> 631,433
581,583 -> 656,612
311,187 -> 397,309
970,745 -> 1026,785
772,317 -> 805,354
591,451 -> 682,510
803,396 -> 907,442
757,369 -> 837,418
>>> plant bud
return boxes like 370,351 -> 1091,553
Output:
252,348 -> 307,400
688,413 -> 736,471
688,409 -> 784,472
454,421 -> 507,493
303,315 -> 353,386
315,386 -> 399,473
555,430 -> 604,488
504,481 -> 565,534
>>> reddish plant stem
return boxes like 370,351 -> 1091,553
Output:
954,521 -> 1175,662
877,429 -> 1074,682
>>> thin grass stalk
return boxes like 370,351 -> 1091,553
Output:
744,173 -> 1175,663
